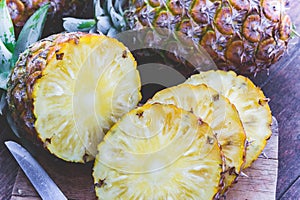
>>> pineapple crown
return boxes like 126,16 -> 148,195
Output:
0,1 -> 49,114
63,0 -> 127,37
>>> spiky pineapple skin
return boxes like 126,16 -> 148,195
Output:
6,0 -> 93,36
6,32 -> 89,144
126,0 -> 292,74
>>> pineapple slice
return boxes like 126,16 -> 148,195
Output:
93,104 -> 223,199
147,84 -> 246,191
185,70 -> 272,168
7,32 -> 141,162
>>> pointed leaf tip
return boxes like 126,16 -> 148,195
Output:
0,0 -> 16,53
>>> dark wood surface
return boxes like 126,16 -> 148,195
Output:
1,2 -> 300,199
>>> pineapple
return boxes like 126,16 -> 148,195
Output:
6,0 -> 93,35
64,0 -> 293,75
93,103 -> 223,199
147,83 -> 246,192
185,70 -> 272,168
7,32 -> 141,162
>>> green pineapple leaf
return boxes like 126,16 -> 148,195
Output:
63,18 -> 96,32
0,41 -> 9,111
0,0 -> 14,89
291,24 -> 300,39
106,0 -> 125,30
0,40 -> 12,74
0,71 -> 9,90
0,0 -> 15,53
12,3 -> 50,64
95,0 -> 105,16
0,3 -> 49,115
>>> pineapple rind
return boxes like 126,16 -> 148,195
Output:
147,83 -> 246,191
93,104 -> 222,199
125,0 -> 291,74
185,70 -> 272,168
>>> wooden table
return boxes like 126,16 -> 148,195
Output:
1,2 -> 300,200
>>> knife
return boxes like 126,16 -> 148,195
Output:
5,141 -> 68,200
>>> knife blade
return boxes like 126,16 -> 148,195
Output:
5,141 -> 67,200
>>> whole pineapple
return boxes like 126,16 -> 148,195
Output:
6,0 -> 93,36
64,0 -> 293,75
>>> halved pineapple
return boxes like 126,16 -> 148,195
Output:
147,84 -> 246,191
93,103 -> 223,199
7,32 -> 141,162
185,70 -> 272,168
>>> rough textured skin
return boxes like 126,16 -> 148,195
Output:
126,0 -> 292,74
6,0 -> 93,36
6,32 -> 86,144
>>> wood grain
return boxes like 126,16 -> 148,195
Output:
226,134 -> 278,200
11,148 -> 97,200
0,115 -> 19,200
259,46 -> 300,199
280,177 -> 300,200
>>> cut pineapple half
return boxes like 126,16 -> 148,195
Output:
185,70 -> 272,168
32,33 -> 141,162
93,104 -> 222,199
147,84 -> 246,191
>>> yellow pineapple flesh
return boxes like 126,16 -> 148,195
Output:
185,70 -> 272,168
148,83 -> 246,191
7,32 -> 141,162
93,103 -> 223,199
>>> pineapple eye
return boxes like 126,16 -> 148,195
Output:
229,0 -> 250,11
94,179 -> 106,188
279,14 -> 292,41
148,0 -> 161,7
225,40 -> 244,65
136,110 -> 144,118
6,0 -> 25,24
190,0 -> 209,24
56,53 -> 64,60
200,30 -> 218,59
243,14 -> 261,43
44,138 -> 52,147
122,50 -> 128,58
214,5 -> 234,35
168,0 -> 184,15
212,94 -> 220,101
155,12 -> 170,28
138,6 -> 156,26
256,38 -> 276,61
261,0 -> 283,22
207,136 -> 215,145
